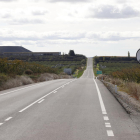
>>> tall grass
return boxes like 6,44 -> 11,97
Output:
111,66 -> 140,83
98,75 -> 140,100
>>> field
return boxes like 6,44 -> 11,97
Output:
93,56 -> 140,82
93,56 -> 140,100
98,62 -> 139,75
30,60 -> 85,74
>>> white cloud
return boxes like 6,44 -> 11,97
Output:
88,5 -> 140,19
0,29 -> 140,43
0,0 -> 17,2
32,0 -> 92,3
32,10 -> 48,15
49,0 -> 92,3
10,18 -> 45,25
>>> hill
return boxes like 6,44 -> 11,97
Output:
0,46 -> 31,53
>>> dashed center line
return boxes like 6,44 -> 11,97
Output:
0,123 -> 3,126
38,99 -> 45,104
107,130 -> 114,136
105,123 -> 111,127
19,79 -> 76,113
104,116 -> 109,121
5,117 -> 12,121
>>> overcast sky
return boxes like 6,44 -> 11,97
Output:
0,0 -> 140,57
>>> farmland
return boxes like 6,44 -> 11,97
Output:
93,56 -> 140,99
93,56 -> 139,79
0,53 -> 86,91
30,60 -> 85,74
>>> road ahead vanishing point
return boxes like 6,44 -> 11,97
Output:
0,58 -> 140,140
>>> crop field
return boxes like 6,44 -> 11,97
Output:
30,60 -> 85,74
98,62 -> 139,75
0,58 -> 58,76
93,56 -> 140,83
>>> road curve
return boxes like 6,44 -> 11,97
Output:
0,58 -> 140,140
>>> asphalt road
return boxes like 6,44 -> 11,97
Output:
0,58 -> 140,140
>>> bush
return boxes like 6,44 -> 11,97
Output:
125,82 -> 140,100
1,76 -> 34,90
25,69 -> 33,75
0,73 -> 9,86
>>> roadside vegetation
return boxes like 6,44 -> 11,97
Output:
93,56 -> 140,101
74,66 -> 86,78
0,51 -> 86,91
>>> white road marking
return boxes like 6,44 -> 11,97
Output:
93,78 -> 107,115
107,130 -> 114,136
0,79 -> 64,96
5,117 -> 12,121
53,91 -> 57,93
87,70 -> 89,78
102,111 -> 107,114
0,123 -> 3,126
104,116 -> 109,121
105,123 -> 111,127
105,122 -> 110,125
38,99 -> 45,104
19,79 -> 76,113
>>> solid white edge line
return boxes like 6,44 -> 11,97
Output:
19,79 -> 76,113
93,78 -> 107,114
38,99 -> 45,104
107,130 -> 114,136
5,117 -> 12,121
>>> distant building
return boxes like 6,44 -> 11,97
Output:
3,52 -> 61,56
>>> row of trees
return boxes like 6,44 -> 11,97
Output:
0,58 -> 57,76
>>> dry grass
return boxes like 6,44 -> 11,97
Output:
0,76 -> 34,91
37,73 -> 72,82
98,75 -> 140,100
37,73 -> 59,82
125,82 -> 140,100
0,73 -> 72,91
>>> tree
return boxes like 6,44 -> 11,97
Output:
103,57 -> 105,61
128,51 -> 130,58
68,50 -> 75,56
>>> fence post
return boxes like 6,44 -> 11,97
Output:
115,85 -> 118,93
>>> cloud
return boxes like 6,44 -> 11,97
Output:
0,29 -> 140,45
0,0 -> 17,2
88,5 -> 140,19
10,18 -> 45,25
1,13 -> 11,18
32,10 -> 47,16
32,0 -> 92,3
49,0 -> 92,3
86,31 -> 140,41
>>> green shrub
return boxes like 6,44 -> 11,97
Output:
25,69 -> 33,75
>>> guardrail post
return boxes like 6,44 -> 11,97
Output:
115,85 -> 118,93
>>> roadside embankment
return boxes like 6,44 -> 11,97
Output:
97,75 -> 140,115
0,73 -> 73,92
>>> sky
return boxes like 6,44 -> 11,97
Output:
0,0 -> 140,57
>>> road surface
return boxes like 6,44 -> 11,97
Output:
0,58 -> 140,140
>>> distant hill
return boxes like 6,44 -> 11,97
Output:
0,46 -> 31,53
